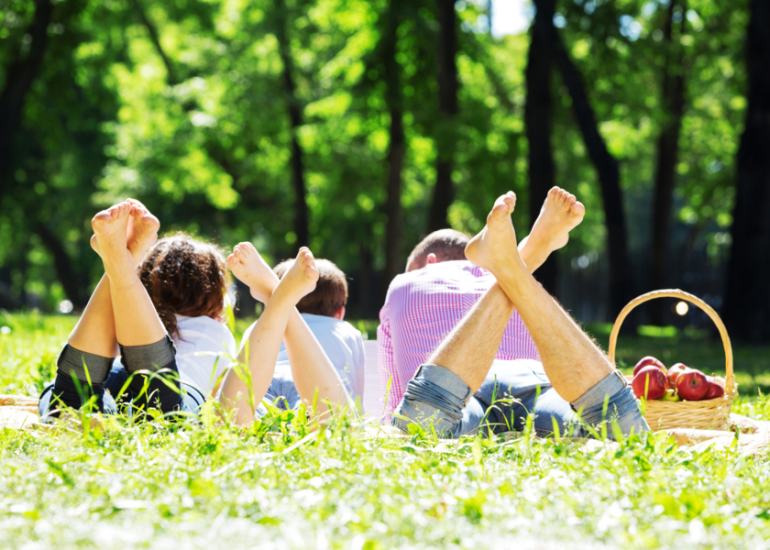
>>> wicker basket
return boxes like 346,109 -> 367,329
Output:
608,289 -> 736,431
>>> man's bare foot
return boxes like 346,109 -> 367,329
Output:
528,187 -> 585,252
271,247 -> 319,305
90,202 -> 135,284
465,191 -> 526,275
126,199 -> 160,266
226,242 -> 280,303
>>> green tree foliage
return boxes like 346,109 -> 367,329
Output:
0,0 -> 756,323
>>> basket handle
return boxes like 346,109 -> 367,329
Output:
607,289 -> 735,395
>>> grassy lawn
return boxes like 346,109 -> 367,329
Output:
2,312 -> 770,549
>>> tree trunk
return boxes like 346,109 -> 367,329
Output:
428,0 -> 459,232
381,0 -> 407,299
129,0 -> 178,84
0,0 -> 54,208
649,0 -> 687,324
723,0 -> 770,341
35,222 -> 87,308
276,3 -> 310,249
525,0 -> 558,294
549,19 -> 634,316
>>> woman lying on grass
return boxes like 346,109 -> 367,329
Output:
40,200 -> 237,418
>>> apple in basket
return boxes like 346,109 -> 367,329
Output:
705,378 -> 725,400
632,366 -> 670,400
660,388 -> 681,402
675,369 -> 709,401
667,363 -> 690,385
633,356 -> 667,376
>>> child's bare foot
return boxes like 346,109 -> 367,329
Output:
465,192 -> 526,275
226,242 -> 279,303
271,247 -> 319,305
90,202 -> 135,284
126,199 -> 160,266
528,187 -> 585,252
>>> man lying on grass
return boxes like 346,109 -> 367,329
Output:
391,192 -> 649,439
379,187 -> 592,433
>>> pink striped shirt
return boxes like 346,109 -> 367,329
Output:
377,260 -> 540,414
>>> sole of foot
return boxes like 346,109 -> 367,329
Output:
226,242 -> 280,302
90,202 -> 132,261
272,247 -> 319,305
465,191 -> 526,275
531,186 -> 586,252
126,199 -> 160,265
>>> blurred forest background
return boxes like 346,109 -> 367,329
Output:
0,0 -> 768,340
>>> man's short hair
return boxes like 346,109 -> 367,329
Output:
274,258 -> 348,317
405,229 -> 471,270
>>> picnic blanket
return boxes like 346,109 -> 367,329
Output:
2,394 -> 768,457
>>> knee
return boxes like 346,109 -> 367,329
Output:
119,336 -> 177,373
573,378 -> 649,438
391,364 -> 471,436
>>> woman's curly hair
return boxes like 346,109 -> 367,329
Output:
138,233 -> 229,339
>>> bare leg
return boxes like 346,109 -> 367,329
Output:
228,243 -> 354,418
519,186 -> 585,273
68,200 -> 160,357
91,202 -> 166,347
466,192 -> 613,402
222,246 -> 320,425
427,284 -> 516,393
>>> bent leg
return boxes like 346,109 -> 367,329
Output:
92,201 -> 182,414
392,282 -> 517,436
222,246 -> 320,426
226,243 -> 354,422
465,192 -> 647,437
283,310 -> 355,418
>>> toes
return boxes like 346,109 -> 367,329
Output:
93,210 -> 111,224
548,187 -> 561,200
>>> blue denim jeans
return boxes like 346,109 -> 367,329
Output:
39,338 -> 203,420
392,359 -> 648,439
254,362 -> 303,417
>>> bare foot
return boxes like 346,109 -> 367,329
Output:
465,191 -> 526,275
126,199 -> 160,266
226,242 -> 280,303
90,202 -> 135,284
271,247 -> 319,305
528,187 -> 585,252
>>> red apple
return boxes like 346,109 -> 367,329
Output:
633,356 -> 667,376
667,363 -> 690,385
675,369 -> 709,401
632,366 -> 670,400
704,380 -> 725,400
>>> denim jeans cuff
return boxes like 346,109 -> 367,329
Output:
119,335 -> 176,373
570,370 -> 627,411
57,344 -> 113,384
415,364 -> 473,402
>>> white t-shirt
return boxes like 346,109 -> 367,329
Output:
244,313 -> 366,400
113,315 -> 237,396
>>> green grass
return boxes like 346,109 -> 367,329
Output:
2,312 -> 770,549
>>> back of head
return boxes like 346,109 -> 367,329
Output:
405,229 -> 471,271
139,233 -> 229,339
274,258 -> 347,318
